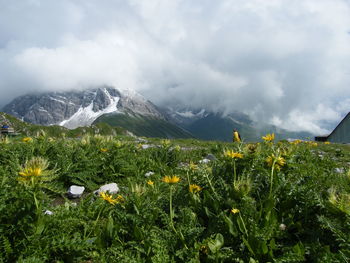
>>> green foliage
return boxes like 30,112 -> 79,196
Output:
0,134 -> 349,262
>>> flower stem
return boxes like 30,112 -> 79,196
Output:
269,160 -> 276,198
239,213 -> 248,236
186,170 -> 191,189
169,186 -> 175,232
204,172 -> 219,199
233,160 -> 237,186
169,185 -> 188,249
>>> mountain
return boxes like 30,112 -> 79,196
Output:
2,87 -> 192,139
163,107 -> 313,142
2,87 -> 313,141
3,87 -> 162,128
93,114 -> 193,139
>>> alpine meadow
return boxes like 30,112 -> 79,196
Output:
0,131 -> 349,262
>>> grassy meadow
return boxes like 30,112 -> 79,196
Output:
0,133 -> 349,262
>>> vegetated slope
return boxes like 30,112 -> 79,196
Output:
182,113 -> 313,142
163,108 -> 313,142
0,112 -> 127,137
94,112 -> 194,139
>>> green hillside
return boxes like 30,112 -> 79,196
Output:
183,114 -> 313,142
0,112 -> 127,138
94,113 -> 194,139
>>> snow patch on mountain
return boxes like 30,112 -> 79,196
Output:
60,96 -> 120,129
175,109 -> 207,118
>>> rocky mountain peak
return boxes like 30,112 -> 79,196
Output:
2,86 -> 164,129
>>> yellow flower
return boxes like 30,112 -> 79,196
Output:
231,208 -> 240,214
162,175 -> 180,184
224,150 -> 244,159
22,137 -> 32,143
18,157 -> 50,183
100,192 -> 118,205
290,139 -> 302,145
262,133 -> 275,142
100,148 -> 108,152
233,130 -> 241,142
116,194 -> 124,203
305,141 -> 318,147
174,145 -> 181,152
147,180 -> 154,186
115,140 -> 123,147
189,184 -> 202,193
266,154 -> 286,171
189,161 -> 198,171
161,139 -> 171,147
324,141 -> 331,145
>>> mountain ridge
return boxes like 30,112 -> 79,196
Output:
2,87 -> 314,141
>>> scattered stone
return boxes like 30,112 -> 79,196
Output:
178,162 -> 189,168
141,144 -> 154,149
67,185 -> 85,198
145,171 -> 155,177
136,138 -> 148,143
126,131 -> 136,137
94,183 -> 119,195
335,168 -> 345,174
44,210 -> 53,215
279,223 -> 286,231
199,158 -> 210,164
205,154 -> 217,161
181,146 -> 198,151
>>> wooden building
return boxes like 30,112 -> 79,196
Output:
315,112 -> 350,143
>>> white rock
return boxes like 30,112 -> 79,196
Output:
206,154 -> 217,161
335,168 -> 345,174
95,183 -> 119,195
136,138 -> 148,143
199,158 -> 210,164
145,171 -> 155,177
142,144 -> 152,149
68,185 -> 85,198
44,210 -> 53,215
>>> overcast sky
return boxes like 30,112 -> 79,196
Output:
1,0 -> 350,134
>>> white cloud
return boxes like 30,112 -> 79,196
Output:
0,0 -> 350,134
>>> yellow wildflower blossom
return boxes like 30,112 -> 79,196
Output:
100,192 -> 118,205
147,180 -> 154,186
290,139 -> 302,145
262,133 -> 275,142
189,184 -> 202,193
224,150 -> 244,159
18,157 -> 51,183
116,194 -> 124,203
161,139 -> 171,147
324,141 -> 331,145
231,208 -> 240,214
162,175 -> 180,184
233,130 -> 241,142
100,148 -> 108,152
266,154 -> 286,171
22,137 -> 33,143
189,161 -> 198,171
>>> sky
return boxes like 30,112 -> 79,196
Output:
1,0 -> 350,134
